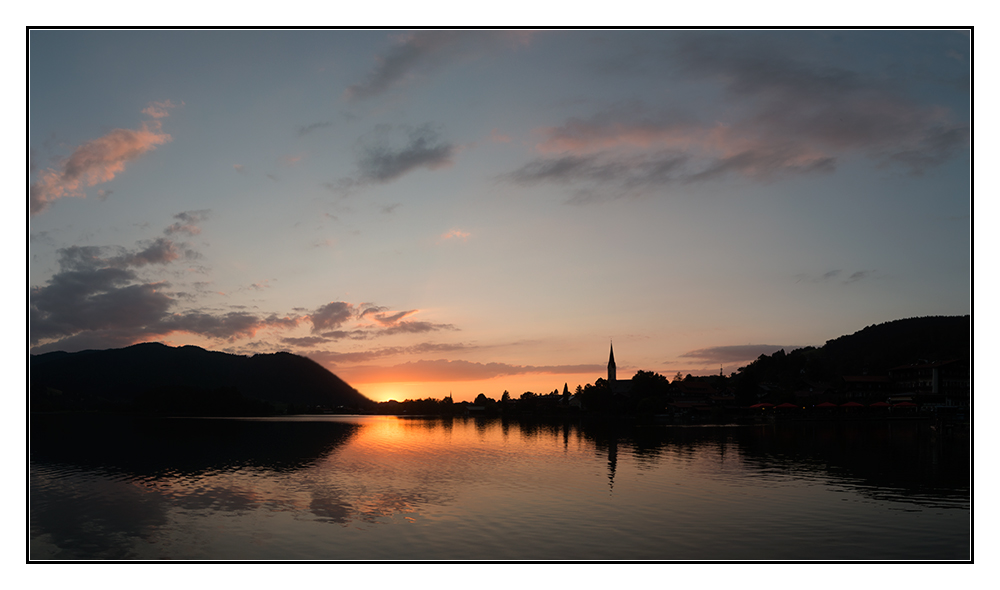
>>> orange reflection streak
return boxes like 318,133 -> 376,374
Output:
111,417 -> 685,531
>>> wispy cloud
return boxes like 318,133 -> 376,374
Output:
680,344 -> 799,364
241,279 -> 273,292
30,119 -> 172,215
112,237 -> 181,267
438,229 -> 470,243
164,210 -> 210,236
507,37 -> 968,200
382,321 -> 457,335
310,302 -> 356,332
367,309 -> 419,326
844,270 -> 874,284
305,341 -> 474,364
159,311 -> 303,341
352,124 -> 455,184
671,35 -> 969,174
306,302 -> 455,338
345,31 -> 533,101
490,128 -> 512,143
281,336 -> 332,348
141,99 -> 181,119
794,269 -> 881,285
297,121 -> 333,137
308,301 -> 457,340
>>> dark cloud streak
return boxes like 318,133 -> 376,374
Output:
297,121 -> 333,136
354,124 -> 454,184
164,210 -> 210,236
508,35 -> 968,199
344,31 -> 530,101
680,344 -> 801,364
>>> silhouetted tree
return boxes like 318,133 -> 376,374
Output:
631,370 -> 670,398
579,379 -> 612,413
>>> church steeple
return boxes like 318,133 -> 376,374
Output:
608,341 -> 617,383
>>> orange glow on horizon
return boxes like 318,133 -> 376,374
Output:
356,371 -> 603,404
353,365 -> 739,404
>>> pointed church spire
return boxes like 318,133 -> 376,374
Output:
608,340 -> 617,383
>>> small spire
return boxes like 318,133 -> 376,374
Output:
608,340 -> 617,383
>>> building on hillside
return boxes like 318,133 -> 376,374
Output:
672,379 -> 717,401
841,375 -> 892,399
888,359 -> 969,406
792,381 -> 836,403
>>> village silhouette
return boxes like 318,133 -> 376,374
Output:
30,315 -> 969,427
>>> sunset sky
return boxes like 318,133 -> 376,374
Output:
28,30 -> 971,403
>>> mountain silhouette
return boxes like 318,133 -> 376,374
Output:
30,342 -> 373,414
731,315 -> 970,402
817,315 -> 970,375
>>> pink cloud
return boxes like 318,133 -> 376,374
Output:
531,113 -> 785,164
490,128 -> 512,143
534,120 -> 702,155
438,229 -> 470,243
519,74 -> 967,192
30,121 -> 172,215
245,279 -> 272,291
164,210 -> 210,236
141,99 -> 181,119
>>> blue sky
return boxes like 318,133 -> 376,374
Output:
28,30 -> 971,402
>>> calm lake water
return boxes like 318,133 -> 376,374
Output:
29,414 -> 970,561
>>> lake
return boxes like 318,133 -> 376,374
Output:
29,414 -> 970,561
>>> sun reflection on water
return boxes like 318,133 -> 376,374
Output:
30,415 -> 969,560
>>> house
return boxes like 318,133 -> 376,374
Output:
841,375 -> 892,399
888,359 -> 969,406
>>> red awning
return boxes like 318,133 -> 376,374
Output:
841,401 -> 864,408
776,403 -> 799,409
816,402 -> 838,408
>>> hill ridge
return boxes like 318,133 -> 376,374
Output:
30,342 -> 373,414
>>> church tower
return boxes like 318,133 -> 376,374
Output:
608,341 -> 617,384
